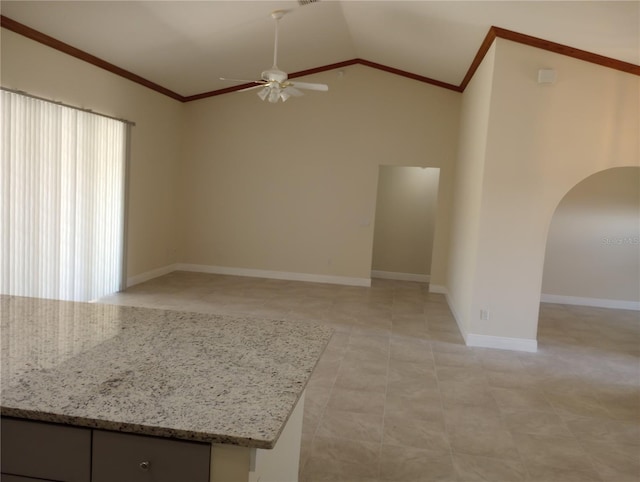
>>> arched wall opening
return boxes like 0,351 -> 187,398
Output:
541,166 -> 640,312
446,38 -> 639,352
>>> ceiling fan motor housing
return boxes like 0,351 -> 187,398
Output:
261,68 -> 288,83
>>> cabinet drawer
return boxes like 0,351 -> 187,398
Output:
92,430 -> 210,482
0,418 -> 91,482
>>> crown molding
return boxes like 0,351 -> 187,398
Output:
355,59 -> 462,92
0,15 -> 185,101
493,26 -> 640,76
459,26 -> 499,92
460,26 -> 640,92
182,59 -> 362,102
2,15 -> 638,103
183,59 -> 461,102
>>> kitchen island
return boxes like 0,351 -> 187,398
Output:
0,295 -> 332,482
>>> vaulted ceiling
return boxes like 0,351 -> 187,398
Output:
1,1 -> 638,99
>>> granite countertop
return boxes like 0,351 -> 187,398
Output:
0,295 -> 332,449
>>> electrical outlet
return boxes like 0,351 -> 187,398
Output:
480,309 -> 490,321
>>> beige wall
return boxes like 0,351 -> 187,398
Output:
1,29 -> 184,281
447,44 -> 496,333
179,65 -> 461,283
542,167 -> 640,302
371,166 -> 440,276
447,38 -> 639,345
6,24 -> 637,338
1,30 -> 461,287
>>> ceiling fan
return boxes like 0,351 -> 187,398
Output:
220,10 -> 328,103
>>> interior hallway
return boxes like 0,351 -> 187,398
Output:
100,271 -> 640,482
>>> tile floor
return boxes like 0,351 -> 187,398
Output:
100,271 -> 640,482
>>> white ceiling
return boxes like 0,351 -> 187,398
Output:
2,1 -> 638,97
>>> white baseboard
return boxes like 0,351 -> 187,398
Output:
176,264 -> 371,287
437,286 -> 537,353
466,333 -> 538,353
428,284 -> 448,294
371,270 -> 430,283
541,293 -> 640,311
126,263 -> 177,288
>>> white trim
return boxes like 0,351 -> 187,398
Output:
126,264 -> 177,288
434,287 -> 537,353
541,293 -> 640,311
428,284 -> 448,294
371,270 -> 430,283
176,264 -> 371,287
466,333 -> 538,353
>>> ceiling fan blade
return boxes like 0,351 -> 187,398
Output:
238,84 -> 265,93
227,11 -> 326,104
289,81 -> 329,92
220,77 -> 264,84
283,86 -> 304,97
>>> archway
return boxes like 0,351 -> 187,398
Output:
457,164 -> 639,353
538,166 -> 640,339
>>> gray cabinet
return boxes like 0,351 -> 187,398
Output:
92,430 -> 210,482
1,418 -> 91,482
1,418 -> 210,482
1,476 -> 58,482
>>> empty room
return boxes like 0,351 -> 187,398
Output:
1,2 -> 638,481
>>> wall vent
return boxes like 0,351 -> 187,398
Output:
298,0 -> 319,5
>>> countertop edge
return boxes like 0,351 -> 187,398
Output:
0,408 -> 276,449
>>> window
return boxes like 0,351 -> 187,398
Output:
1,90 -> 129,301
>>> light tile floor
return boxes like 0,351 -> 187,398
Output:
100,271 -> 640,482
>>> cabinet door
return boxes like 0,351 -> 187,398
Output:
0,418 -> 91,482
1,475 -> 57,482
92,430 -> 210,482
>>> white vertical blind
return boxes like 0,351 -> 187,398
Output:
1,90 -> 127,302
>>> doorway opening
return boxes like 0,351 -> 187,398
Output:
371,166 -> 440,283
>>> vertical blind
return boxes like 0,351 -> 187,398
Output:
1,90 -> 128,302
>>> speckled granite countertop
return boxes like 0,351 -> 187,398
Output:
0,295 -> 332,449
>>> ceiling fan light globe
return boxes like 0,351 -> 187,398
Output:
225,9 -> 328,104
268,88 -> 280,103
257,87 -> 269,101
